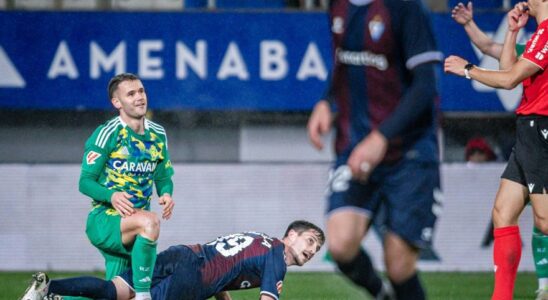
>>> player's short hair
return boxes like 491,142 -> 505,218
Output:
108,73 -> 140,99
284,220 -> 325,246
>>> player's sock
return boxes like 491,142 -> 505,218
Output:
492,225 -> 521,300
532,226 -> 548,291
390,272 -> 425,300
48,277 -> 116,298
336,248 -> 383,297
132,234 -> 157,293
135,291 -> 152,300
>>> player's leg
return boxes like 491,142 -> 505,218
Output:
382,161 -> 440,300
84,208 -> 132,300
327,210 -> 380,290
47,276 -> 118,299
530,194 -> 548,300
504,116 -> 548,299
384,234 -> 423,299
19,272 -> 121,300
102,251 -> 131,280
491,178 -> 528,300
116,245 -> 197,300
19,272 -> 49,300
120,209 -> 160,300
325,164 -> 389,298
532,226 -> 548,299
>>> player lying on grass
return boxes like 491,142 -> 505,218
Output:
21,220 -> 324,300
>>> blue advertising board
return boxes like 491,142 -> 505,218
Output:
0,11 -> 331,110
0,10 -> 538,112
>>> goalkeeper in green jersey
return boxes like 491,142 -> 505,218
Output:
79,73 -> 175,300
452,3 -> 548,299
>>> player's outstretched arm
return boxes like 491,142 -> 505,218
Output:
444,54 -> 539,89
451,2 -> 502,59
452,1 -> 503,59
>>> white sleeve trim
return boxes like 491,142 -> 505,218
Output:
260,291 -> 279,300
406,51 -> 444,70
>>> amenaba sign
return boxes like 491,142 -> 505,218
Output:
0,11 -> 330,110
0,11 -> 536,112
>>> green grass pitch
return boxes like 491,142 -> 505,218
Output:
1,271 -> 537,300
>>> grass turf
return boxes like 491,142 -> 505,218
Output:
2,271 -> 537,300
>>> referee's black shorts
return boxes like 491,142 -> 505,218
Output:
502,115 -> 548,194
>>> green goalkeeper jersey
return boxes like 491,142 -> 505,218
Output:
79,116 -> 174,211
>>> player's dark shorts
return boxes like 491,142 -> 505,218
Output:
118,245 -> 205,300
501,115 -> 548,194
326,157 -> 441,249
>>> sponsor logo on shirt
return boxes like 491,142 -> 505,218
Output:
86,151 -> 101,165
336,48 -> 388,70
112,160 -> 157,173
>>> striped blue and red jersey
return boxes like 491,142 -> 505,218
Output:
325,0 -> 442,163
190,231 -> 287,300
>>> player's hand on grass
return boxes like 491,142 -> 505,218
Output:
347,130 -> 388,182
444,55 -> 469,77
507,2 -> 529,32
159,193 -> 174,220
452,2 -> 473,26
307,100 -> 332,150
111,191 -> 135,217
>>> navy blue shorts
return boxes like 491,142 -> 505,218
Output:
326,157 -> 441,249
119,245 -> 204,300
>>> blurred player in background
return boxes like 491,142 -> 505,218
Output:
445,1 -> 548,299
79,73 -> 175,300
20,220 -> 325,300
307,0 -> 442,299
452,3 -> 548,298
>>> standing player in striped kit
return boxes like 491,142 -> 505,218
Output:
79,73 -> 175,300
307,0 -> 443,299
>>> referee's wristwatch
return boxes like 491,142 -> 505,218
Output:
464,63 -> 475,80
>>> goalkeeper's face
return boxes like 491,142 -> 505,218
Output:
112,79 -> 148,120
284,229 -> 322,266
